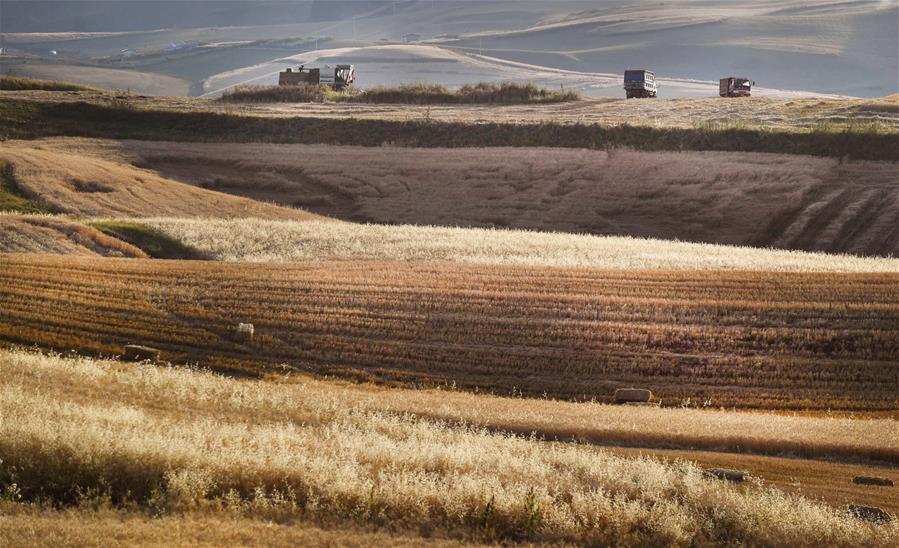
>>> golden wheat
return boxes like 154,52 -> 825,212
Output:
136,217 -> 899,272
1,349 -> 895,546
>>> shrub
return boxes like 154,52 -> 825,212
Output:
220,84 -> 330,103
346,82 -> 580,104
0,75 -> 94,92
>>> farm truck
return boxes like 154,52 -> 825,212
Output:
719,77 -> 753,97
624,69 -> 657,98
279,64 -> 356,90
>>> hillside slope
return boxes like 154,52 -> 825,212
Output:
0,215 -> 146,257
0,140 -> 320,220
115,140 -> 899,256
136,218 -> 898,273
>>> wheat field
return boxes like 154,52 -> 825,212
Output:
137,217 -> 899,272
1,348 -> 895,546
2,254 -> 897,411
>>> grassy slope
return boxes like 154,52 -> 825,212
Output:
116,138 -> 898,257
0,215 -> 146,257
1,97 -> 896,160
1,349 -> 894,546
0,161 -> 50,214
90,221 -> 204,259
0,75 -> 95,92
1,254 -> 896,412
138,218 -> 898,272
0,141 -> 320,220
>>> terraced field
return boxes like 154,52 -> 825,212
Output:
2,254 -> 896,412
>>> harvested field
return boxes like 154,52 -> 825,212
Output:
1,254 -> 897,412
139,218 -> 899,272
110,140 -> 899,256
0,215 -> 145,257
0,141 -> 319,220
1,348 -> 895,545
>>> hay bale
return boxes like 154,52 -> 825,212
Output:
122,344 -> 161,362
705,468 -> 747,482
849,504 -> 892,523
852,476 -> 894,487
614,388 -> 652,403
235,322 -> 254,341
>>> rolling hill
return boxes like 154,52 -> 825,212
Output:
0,139 -> 319,220
114,140 -> 899,256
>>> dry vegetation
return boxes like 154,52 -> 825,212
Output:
0,141 -> 319,220
0,215 -> 145,257
1,348 -> 895,546
345,82 -> 581,105
114,140 -> 899,256
138,218 -> 899,272
1,254 -> 896,411
2,95 -> 896,160
220,83 -> 331,103
220,82 -> 579,105
0,74 -> 95,92
1,505 -> 463,548
5,89 -> 897,132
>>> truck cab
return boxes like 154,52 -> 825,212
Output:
320,64 -> 356,91
624,69 -> 657,98
719,77 -> 753,97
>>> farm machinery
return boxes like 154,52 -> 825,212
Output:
719,77 -> 754,97
624,69 -> 657,98
279,64 -> 356,90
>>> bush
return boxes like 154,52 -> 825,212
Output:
346,82 -> 580,105
219,84 -> 330,103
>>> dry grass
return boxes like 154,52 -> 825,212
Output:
0,141 -> 319,220
1,348 -> 895,546
0,503 -> 464,547
2,96 -> 896,160
137,217 -> 899,272
220,84 -> 330,103
1,254 -> 896,411
345,82 -> 581,105
5,91 -> 897,132
0,75 -> 94,92
112,139 -> 899,256
0,215 -> 146,257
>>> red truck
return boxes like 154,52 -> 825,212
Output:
719,77 -> 753,97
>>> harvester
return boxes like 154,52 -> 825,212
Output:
279,64 -> 356,90
719,77 -> 753,97
624,69 -> 657,98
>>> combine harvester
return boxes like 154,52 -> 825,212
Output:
624,69 -> 657,98
279,64 -> 356,90
719,76 -> 754,97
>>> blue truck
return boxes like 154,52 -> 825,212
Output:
624,69 -> 657,98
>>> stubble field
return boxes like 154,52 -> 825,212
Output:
2,254 -> 896,412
